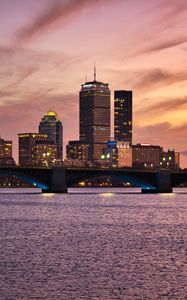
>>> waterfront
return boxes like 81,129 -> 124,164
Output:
0,188 -> 187,300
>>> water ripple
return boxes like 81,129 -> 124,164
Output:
0,188 -> 187,299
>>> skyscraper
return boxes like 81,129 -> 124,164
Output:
114,90 -> 133,144
39,110 -> 63,160
79,68 -> 111,162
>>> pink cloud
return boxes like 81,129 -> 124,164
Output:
16,0 -> 117,42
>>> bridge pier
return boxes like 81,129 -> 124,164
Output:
142,170 -> 172,194
42,167 -> 67,193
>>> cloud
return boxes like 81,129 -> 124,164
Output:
117,0 -> 187,61
134,122 -> 187,148
143,37 -> 187,54
181,150 -> 187,156
0,67 -> 37,91
0,46 -> 16,57
0,45 -> 71,65
0,90 -> 78,117
134,121 -> 187,167
103,68 -> 187,93
134,122 -> 172,144
0,45 -> 89,78
133,68 -> 187,92
142,1 -> 187,54
162,0 -> 187,19
0,45 -> 87,105
16,0 -> 115,42
136,96 -> 187,116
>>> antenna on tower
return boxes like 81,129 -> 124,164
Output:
94,61 -> 96,81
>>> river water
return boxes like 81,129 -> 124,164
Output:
0,188 -> 187,300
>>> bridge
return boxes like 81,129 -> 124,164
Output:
0,166 -> 187,193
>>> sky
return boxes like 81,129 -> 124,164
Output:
0,0 -> 187,166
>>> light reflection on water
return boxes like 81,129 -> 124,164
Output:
99,193 -> 114,197
0,188 -> 187,300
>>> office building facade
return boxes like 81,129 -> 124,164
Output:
0,137 -> 15,166
18,133 -> 48,166
33,141 -> 57,167
39,110 -> 63,160
101,141 -> 118,168
66,141 -> 89,161
114,90 -> 132,144
161,149 -> 180,169
0,137 -> 12,158
19,133 -> 58,167
132,143 -> 162,169
117,142 -> 132,168
79,74 -> 111,162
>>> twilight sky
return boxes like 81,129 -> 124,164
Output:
0,0 -> 187,166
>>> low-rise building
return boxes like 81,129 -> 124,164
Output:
0,137 -> 15,166
160,149 -> 180,169
33,141 -> 57,167
117,142 -> 132,168
66,141 -> 89,161
18,133 -> 58,167
101,141 -> 118,168
132,143 -> 162,169
63,159 -> 93,168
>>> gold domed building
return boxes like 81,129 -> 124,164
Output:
39,110 -> 63,160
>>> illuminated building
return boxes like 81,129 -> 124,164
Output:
33,141 -> 57,167
66,141 -> 89,161
132,143 -> 162,169
114,90 -> 132,144
79,67 -> 110,162
39,110 -> 63,160
160,149 -> 180,169
0,138 -> 12,158
117,142 -> 132,168
101,141 -> 118,167
19,133 -> 58,167
18,133 -> 48,166
101,141 -> 132,168
0,137 -> 15,166
63,159 -> 93,168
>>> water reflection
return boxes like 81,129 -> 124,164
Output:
99,192 -> 114,197
42,193 -> 55,198
0,188 -> 187,299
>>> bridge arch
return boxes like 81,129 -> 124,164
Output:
0,170 -> 48,190
67,172 -> 156,190
171,173 -> 187,187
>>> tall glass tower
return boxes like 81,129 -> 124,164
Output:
114,90 -> 132,144
79,69 -> 110,162
39,110 -> 63,160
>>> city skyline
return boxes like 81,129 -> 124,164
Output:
0,70 -> 183,168
0,0 -> 187,166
